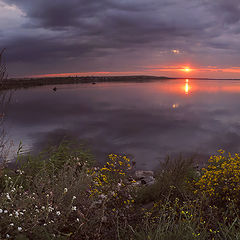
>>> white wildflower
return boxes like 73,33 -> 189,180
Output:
6,193 -> 11,200
56,211 -> 61,215
99,194 -> 107,199
48,206 -> 54,212
10,223 -> 14,226
0,209 -> 3,213
18,227 -> 22,231
72,196 -> 76,200
72,206 -> 77,211
64,188 -> 68,193
4,210 -> 8,213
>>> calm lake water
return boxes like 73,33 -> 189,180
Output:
3,79 -> 240,169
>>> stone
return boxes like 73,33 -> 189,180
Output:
135,170 -> 155,185
135,170 -> 154,179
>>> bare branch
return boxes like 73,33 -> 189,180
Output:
0,48 -> 7,83
0,48 -> 11,165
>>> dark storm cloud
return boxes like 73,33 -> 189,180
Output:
1,0 -> 240,76
204,0 -> 240,24
5,35 -> 108,63
5,0 -> 178,29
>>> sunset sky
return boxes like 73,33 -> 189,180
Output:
1,0 -> 240,78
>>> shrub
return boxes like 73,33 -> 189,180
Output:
88,154 -> 139,239
0,146 -> 139,240
195,150 -> 240,207
0,142 -> 95,240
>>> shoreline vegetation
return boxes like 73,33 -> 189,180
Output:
1,142 -> 240,240
0,75 -> 170,90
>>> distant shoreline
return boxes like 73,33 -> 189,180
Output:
0,75 -> 170,90
1,75 -> 240,90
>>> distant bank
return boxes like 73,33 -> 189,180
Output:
0,75 -> 171,90
1,75 -> 240,90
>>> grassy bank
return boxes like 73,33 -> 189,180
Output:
0,143 -> 240,239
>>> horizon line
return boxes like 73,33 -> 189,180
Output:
9,74 -> 240,81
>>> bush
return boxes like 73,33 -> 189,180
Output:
0,142 -> 95,239
195,150 -> 240,207
87,154 -> 139,239
0,145 -> 139,240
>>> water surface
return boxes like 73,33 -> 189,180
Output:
4,79 -> 240,169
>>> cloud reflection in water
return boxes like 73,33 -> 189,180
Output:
4,79 -> 240,169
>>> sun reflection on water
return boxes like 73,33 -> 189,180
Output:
185,79 -> 189,95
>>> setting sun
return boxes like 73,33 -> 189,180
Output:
184,67 -> 191,72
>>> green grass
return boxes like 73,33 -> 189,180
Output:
0,144 -> 240,240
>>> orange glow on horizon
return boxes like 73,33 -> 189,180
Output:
144,65 -> 240,77
27,66 -> 240,79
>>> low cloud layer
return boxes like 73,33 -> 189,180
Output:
1,0 -> 240,77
